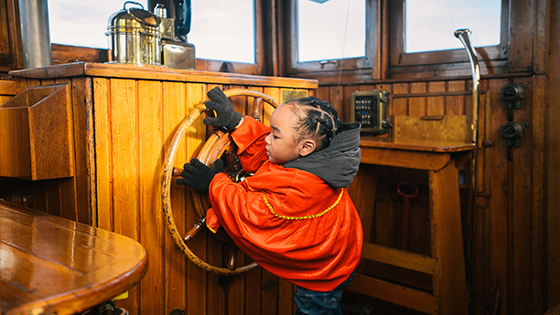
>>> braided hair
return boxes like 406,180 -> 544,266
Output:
286,96 -> 342,152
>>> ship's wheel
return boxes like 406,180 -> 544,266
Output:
162,89 -> 279,275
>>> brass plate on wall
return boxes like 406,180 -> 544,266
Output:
281,90 -> 308,104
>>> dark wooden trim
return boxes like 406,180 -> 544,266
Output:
312,71 -> 533,87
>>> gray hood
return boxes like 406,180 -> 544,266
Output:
283,122 -> 361,188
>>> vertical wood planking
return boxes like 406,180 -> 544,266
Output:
427,81 -> 446,116
137,79 -> 165,314
488,78 -> 510,315
343,85 -> 357,122
184,83 -> 208,315
31,180 -> 48,212
261,270 -> 279,315
162,81 -> 188,314
531,75 -> 545,315
447,80 -> 466,115
508,0 -> 535,72
45,183 -> 61,217
229,249 -> 247,315
469,82 -> 492,310
69,77 -> 90,224
547,2 -> 560,309
245,261 -> 262,315
93,77 -> 112,231
329,86 -> 344,121
278,278 -> 294,315
55,78 -> 79,224
109,78 -> 140,313
409,82 -> 427,116
316,86 -> 330,106
206,84 -> 227,315
511,77 -> 533,315
263,87 -> 280,124
392,83 -> 409,115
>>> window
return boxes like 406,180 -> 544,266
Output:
287,0 -> 374,74
47,0 -> 263,74
48,0 -> 149,49
389,0 -> 509,72
297,0 -> 365,62
189,0 -> 255,64
405,0 -> 501,53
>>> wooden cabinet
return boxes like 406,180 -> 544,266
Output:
7,62 -> 317,315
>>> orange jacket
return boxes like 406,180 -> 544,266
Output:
206,117 -> 363,291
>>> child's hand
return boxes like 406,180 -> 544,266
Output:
176,158 -> 224,192
204,87 -> 243,131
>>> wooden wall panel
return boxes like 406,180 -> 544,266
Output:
68,77 -> 90,224
547,1 -> 560,310
93,77 -> 112,230
409,82 -> 427,116
163,81 -> 189,315
318,76 -> 543,314
183,83 -> 207,315
531,74 -> 545,315
85,80 -> 312,315
137,79 -> 165,315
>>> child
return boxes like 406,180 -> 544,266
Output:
177,87 -> 363,314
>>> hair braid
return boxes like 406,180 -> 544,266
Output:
286,96 -> 342,152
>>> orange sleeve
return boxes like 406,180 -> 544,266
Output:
230,117 -> 270,173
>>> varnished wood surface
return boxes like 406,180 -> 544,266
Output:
8,62 -> 318,89
0,199 -> 148,315
323,75 -> 547,314
360,136 -> 475,152
0,83 -> 74,180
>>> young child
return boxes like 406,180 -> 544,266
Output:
177,87 -> 363,314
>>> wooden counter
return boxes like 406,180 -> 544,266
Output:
0,199 -> 148,315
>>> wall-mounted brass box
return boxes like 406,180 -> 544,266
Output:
350,90 -> 391,135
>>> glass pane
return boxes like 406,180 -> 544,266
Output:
49,0 -> 149,49
189,0 -> 255,63
298,0 -> 365,62
405,0 -> 501,53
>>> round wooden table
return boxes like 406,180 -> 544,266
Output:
0,199 -> 148,315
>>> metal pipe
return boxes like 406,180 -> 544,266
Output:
454,28 -> 480,143
19,0 -> 52,68
454,28 -> 480,288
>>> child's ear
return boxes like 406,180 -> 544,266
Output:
299,139 -> 316,157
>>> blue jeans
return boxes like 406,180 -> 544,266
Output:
293,271 -> 355,315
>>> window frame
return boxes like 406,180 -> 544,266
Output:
389,0 -> 510,72
285,0 -> 376,75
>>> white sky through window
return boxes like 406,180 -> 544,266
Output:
405,0 -> 501,53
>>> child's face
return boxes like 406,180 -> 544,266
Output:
265,104 -> 311,165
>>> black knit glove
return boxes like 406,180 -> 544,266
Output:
176,158 -> 224,193
203,87 -> 242,131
